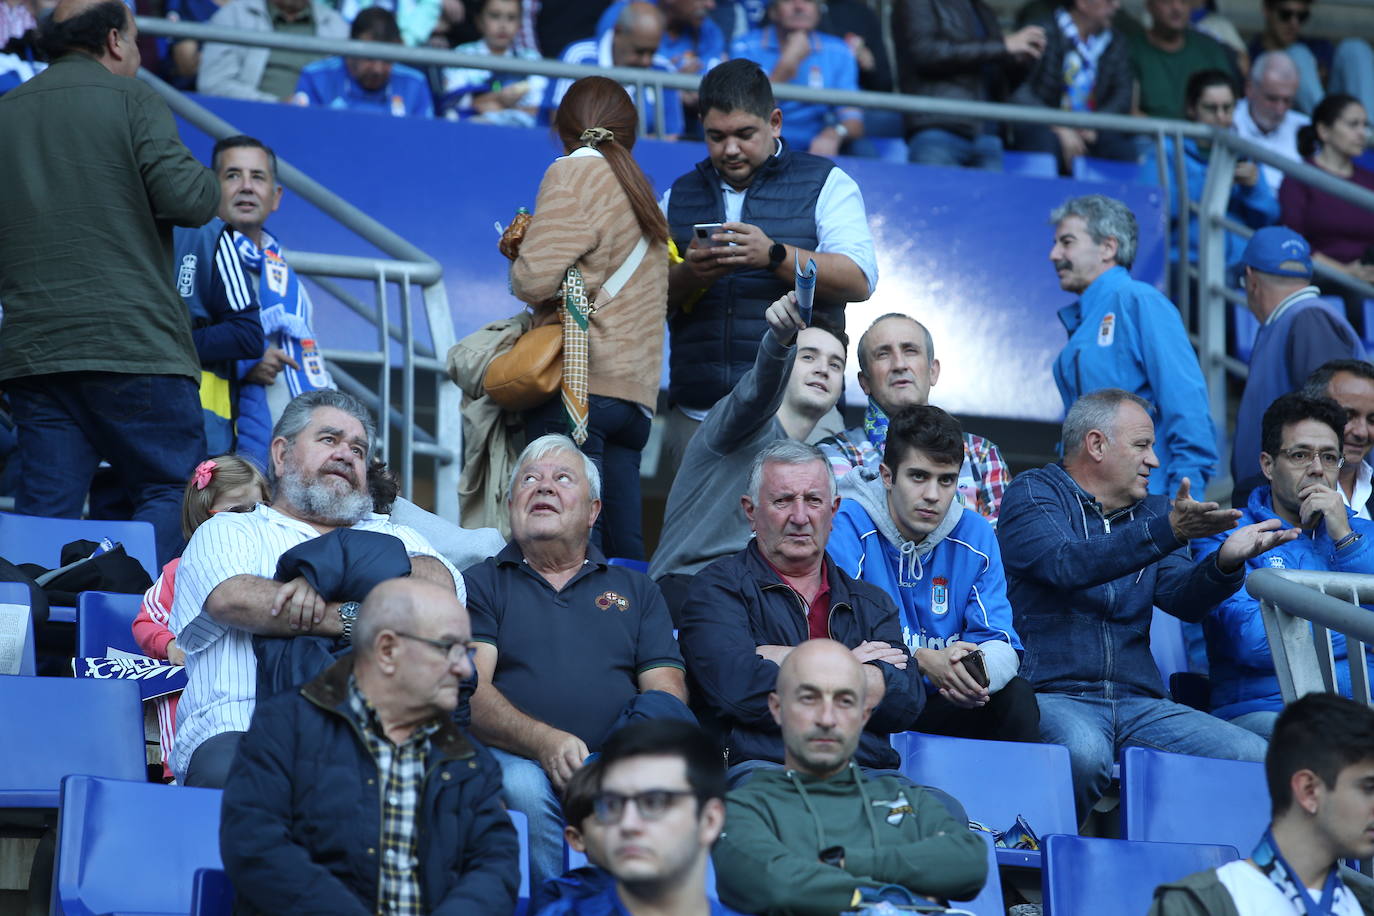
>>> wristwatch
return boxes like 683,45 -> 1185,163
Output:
338,601 -> 360,645
767,241 -> 787,272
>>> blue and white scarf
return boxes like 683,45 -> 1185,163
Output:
234,230 -> 334,398
1057,7 -> 1112,112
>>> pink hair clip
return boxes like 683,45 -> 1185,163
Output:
192,460 -> 217,491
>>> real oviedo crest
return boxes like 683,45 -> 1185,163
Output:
931,577 -> 949,616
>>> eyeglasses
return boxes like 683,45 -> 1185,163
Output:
1276,7 -> 1310,23
393,631 -> 477,665
1274,447 -> 1345,470
591,790 -> 696,825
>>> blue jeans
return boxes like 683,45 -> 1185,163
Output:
1037,692 -> 1269,821
6,372 -> 206,566
524,394 -> 651,560
1228,709 -> 1279,740
908,128 -> 1004,171
489,747 -> 564,912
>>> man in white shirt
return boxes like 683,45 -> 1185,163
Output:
1234,51 -> 1310,191
171,389 -> 460,787
1306,359 -> 1374,521
1151,692 -> 1374,915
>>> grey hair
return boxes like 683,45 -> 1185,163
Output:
1050,194 -> 1138,269
1250,50 -> 1299,86
267,390 -> 377,489
1062,388 -> 1153,458
745,439 -> 836,505
856,313 -> 935,377
509,434 -> 602,502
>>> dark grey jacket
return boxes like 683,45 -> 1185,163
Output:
1011,16 -> 1133,116
891,0 -> 1028,139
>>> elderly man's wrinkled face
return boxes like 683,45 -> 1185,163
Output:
273,406 -> 373,525
509,449 -> 601,546
743,458 -> 836,573
1249,69 -> 1299,132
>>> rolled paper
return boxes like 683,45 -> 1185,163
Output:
795,251 -> 817,325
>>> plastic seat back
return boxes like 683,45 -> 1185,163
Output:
1042,834 -> 1238,915
1072,156 -> 1145,184
955,831 -> 1005,916
190,867 -> 235,916
0,581 -> 36,675
0,676 -> 144,808
511,809 -> 530,915
1121,747 -> 1269,851
0,513 -> 158,580
54,775 -> 224,916
76,590 -> 144,659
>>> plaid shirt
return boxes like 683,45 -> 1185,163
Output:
345,678 -> 441,916
818,427 -> 1011,525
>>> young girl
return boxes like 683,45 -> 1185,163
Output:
132,456 -> 269,777
439,0 -> 547,125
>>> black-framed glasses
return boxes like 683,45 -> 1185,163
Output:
393,631 -> 477,665
1277,7 -> 1310,22
1274,447 -> 1345,470
591,790 -> 696,825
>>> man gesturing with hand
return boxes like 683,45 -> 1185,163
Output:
997,388 -> 1285,822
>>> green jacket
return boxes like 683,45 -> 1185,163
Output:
712,763 -> 987,916
1151,864 -> 1374,915
0,54 -> 219,382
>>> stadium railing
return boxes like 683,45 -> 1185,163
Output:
1245,567 -> 1374,706
132,17 -> 1374,499
138,68 -> 463,520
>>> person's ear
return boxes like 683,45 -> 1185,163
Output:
879,463 -> 894,490
587,497 -> 602,530
1290,768 -> 1322,816
1101,234 -> 1120,265
1084,429 -> 1109,461
1260,451 -> 1276,482
699,797 -> 726,846
270,436 -> 290,480
928,357 -> 942,388
742,495 -> 756,529
563,825 -> 586,853
768,690 -> 782,727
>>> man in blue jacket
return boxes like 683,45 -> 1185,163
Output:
677,439 -> 922,779
220,576 -> 520,915
998,388 -> 1293,821
1050,193 -> 1218,496
1201,393 -> 1374,739
829,404 -> 1040,742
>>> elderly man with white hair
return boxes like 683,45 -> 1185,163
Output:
1235,51 -> 1310,191
462,433 -> 690,905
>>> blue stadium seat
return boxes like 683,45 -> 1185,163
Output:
0,513 -> 157,624
1361,299 -> 1374,352
511,809 -> 530,915
1002,151 -> 1060,179
890,732 -> 1077,867
607,557 -> 649,574
1120,747 -> 1269,852
0,581 -> 36,675
190,867 -> 235,916
869,137 -> 909,164
1072,156 -> 1145,185
956,830 -> 1005,916
54,775 -> 223,916
1149,607 -> 1209,710
76,590 -> 144,659
0,676 -> 144,808
1042,835 -> 1238,916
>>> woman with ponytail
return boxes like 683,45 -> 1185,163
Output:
508,76 -> 669,560
1278,93 -> 1374,288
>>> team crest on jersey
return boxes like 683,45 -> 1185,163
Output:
931,577 -> 949,616
595,591 -> 630,612
1266,555 -> 1287,569
264,254 -> 289,296
1097,312 -> 1116,347
300,339 -> 329,386
872,791 -> 915,826
390,94 -> 406,117
177,254 -> 197,298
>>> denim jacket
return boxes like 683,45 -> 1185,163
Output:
997,463 -> 1244,698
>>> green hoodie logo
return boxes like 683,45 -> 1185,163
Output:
873,791 -> 915,826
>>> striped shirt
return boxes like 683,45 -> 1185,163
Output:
169,505 -> 462,779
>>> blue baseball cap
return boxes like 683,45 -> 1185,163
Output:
1240,227 -> 1313,279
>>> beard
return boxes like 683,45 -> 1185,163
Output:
278,452 -> 372,526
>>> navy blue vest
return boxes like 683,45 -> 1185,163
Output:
666,147 -> 838,409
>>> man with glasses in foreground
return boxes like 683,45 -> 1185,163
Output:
1232,227 -> 1365,505
537,719 -> 744,916
1198,393 -> 1374,739
221,577 -> 521,914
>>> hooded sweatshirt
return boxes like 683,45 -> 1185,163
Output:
712,763 -> 987,916
829,466 -> 1022,693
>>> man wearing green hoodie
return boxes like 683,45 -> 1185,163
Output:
712,639 -> 987,915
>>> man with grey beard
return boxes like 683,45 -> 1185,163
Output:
169,389 -> 461,787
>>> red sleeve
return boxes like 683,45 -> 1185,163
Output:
132,559 -> 179,659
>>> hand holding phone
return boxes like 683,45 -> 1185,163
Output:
958,648 -> 990,689
693,222 -> 730,247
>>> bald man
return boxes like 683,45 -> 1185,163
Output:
0,0 -> 219,568
712,640 -> 988,915
551,1 -> 684,139
221,579 -> 520,916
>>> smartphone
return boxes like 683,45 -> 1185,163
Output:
960,648 -> 990,689
693,222 -> 729,247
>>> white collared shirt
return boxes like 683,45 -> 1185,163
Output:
1234,98 -> 1310,192
1343,459 -> 1373,520
168,505 -> 462,778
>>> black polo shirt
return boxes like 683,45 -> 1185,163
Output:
464,542 -> 684,750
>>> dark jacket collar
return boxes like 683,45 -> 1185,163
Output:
741,539 -> 855,606
301,655 -> 477,762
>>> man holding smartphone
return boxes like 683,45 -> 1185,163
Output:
828,404 -> 1040,743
